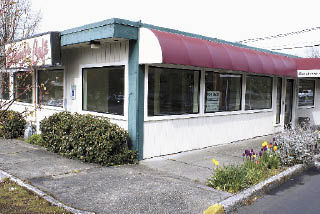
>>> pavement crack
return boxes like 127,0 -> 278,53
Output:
51,165 -> 101,178
166,158 -> 212,170
0,149 -> 38,155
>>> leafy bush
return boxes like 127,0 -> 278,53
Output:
0,110 -> 26,139
25,134 -> 44,146
40,112 -> 137,166
274,126 -> 320,166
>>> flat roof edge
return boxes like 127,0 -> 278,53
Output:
61,18 -> 141,36
4,31 -> 60,45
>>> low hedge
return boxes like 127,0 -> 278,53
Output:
40,112 -> 137,166
0,110 -> 26,139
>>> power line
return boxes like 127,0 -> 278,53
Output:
270,43 -> 320,51
237,26 -> 320,44
260,40 -> 320,50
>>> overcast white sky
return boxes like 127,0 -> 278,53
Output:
31,0 -> 320,57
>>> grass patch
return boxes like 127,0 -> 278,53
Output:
208,141 -> 282,193
207,160 -> 282,193
0,178 -> 71,214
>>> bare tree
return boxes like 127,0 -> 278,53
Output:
305,47 -> 320,58
0,0 -> 41,46
0,0 -> 41,116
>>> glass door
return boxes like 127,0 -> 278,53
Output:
284,79 -> 294,127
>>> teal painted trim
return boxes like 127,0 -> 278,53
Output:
61,24 -> 114,46
61,18 -> 140,35
61,23 -> 138,46
142,23 -> 300,58
128,40 -> 144,160
113,25 -> 139,40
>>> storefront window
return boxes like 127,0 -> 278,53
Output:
245,75 -> 272,110
205,72 -> 242,112
0,72 -> 10,100
298,79 -> 315,107
82,66 -> 124,115
148,67 -> 200,116
14,71 -> 33,103
38,70 -> 64,107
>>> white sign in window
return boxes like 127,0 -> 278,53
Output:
206,91 -> 220,112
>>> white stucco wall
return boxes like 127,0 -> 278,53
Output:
143,111 -> 275,158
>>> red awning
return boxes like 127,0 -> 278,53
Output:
296,58 -> 320,70
142,29 -> 298,77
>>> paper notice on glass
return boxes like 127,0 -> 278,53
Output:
206,91 -> 220,112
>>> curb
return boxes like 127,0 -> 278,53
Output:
203,164 -> 305,214
0,169 -> 94,214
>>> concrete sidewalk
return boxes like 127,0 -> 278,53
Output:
0,135 -> 272,213
141,135 -> 273,184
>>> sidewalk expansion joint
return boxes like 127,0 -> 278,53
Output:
166,158 -> 213,170
51,166 -> 101,178
0,149 -> 37,155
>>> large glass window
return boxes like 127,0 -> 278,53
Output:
245,75 -> 272,110
38,70 -> 64,107
0,72 -> 10,100
205,72 -> 242,112
82,66 -> 124,115
14,71 -> 33,103
148,67 -> 200,116
298,79 -> 315,107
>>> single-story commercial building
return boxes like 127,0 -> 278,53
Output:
2,18 -> 320,159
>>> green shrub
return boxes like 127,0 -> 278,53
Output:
25,134 -> 44,146
0,110 -> 26,139
40,112 -> 137,166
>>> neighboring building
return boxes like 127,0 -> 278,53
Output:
2,18 -> 320,159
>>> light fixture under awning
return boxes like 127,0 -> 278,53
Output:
139,28 -> 297,77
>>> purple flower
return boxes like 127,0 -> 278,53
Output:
264,147 -> 267,151
251,149 -> 254,153
259,151 -> 263,157
273,137 -> 275,142
245,150 -> 250,155
242,153 -> 245,157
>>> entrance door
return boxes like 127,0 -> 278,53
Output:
284,79 -> 294,127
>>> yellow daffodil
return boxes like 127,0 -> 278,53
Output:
253,154 -> 256,158
273,146 -> 278,151
262,141 -> 267,147
212,158 -> 219,166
